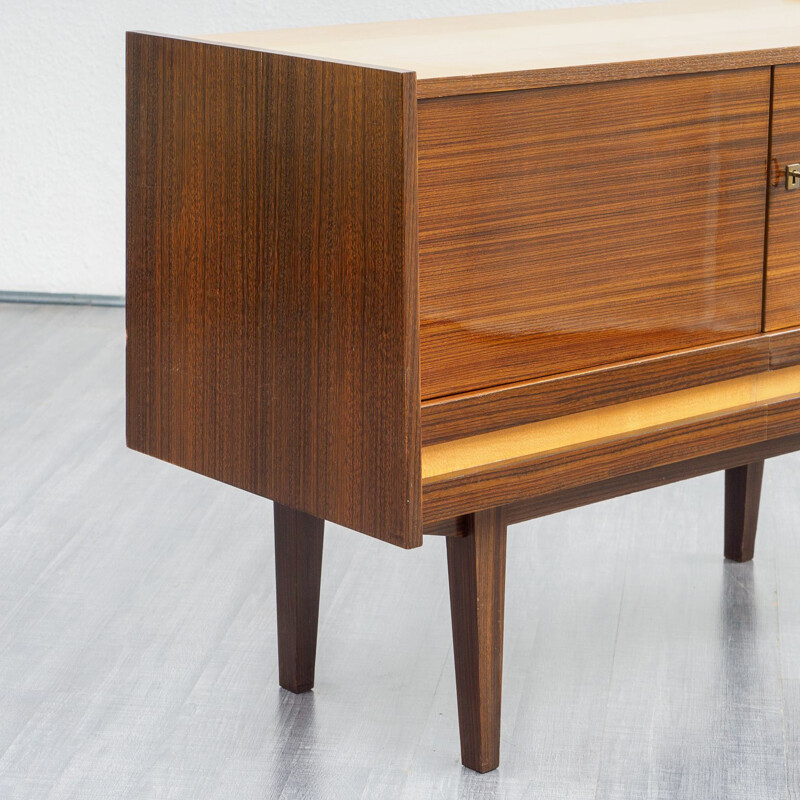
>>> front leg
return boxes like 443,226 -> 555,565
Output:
274,502 -> 325,693
446,507 -> 507,773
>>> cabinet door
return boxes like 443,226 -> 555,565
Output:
765,63 -> 800,332
418,69 -> 771,399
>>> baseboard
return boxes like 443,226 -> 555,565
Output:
0,291 -> 125,307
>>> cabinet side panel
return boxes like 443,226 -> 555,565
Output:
126,33 -> 420,547
765,63 -> 800,332
418,69 -> 770,399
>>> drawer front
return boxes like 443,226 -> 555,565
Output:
765,63 -> 800,332
418,69 -> 770,399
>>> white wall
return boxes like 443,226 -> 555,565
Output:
0,0 -> 640,297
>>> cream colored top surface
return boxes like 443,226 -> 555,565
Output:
204,0 -> 800,80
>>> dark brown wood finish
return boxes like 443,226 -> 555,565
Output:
417,69 -> 771,399
424,433 -> 800,538
770,328 -> 800,368
446,507 -> 507,773
416,48 -> 800,100
126,33 -> 421,548
274,502 -> 325,693
422,394 -> 800,523
724,462 -> 764,562
422,328 -> 800,446
765,63 -> 800,332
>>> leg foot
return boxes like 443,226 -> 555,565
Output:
724,461 -> 764,563
274,502 -> 325,693
446,507 -> 507,773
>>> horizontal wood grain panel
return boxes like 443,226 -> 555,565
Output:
203,0 -> 800,97
423,432 -> 800,536
422,393 -> 800,523
418,69 -> 770,399
765,63 -> 800,332
421,328 -> 800,445
770,327 -> 800,368
422,366 -> 800,480
126,34 -> 421,548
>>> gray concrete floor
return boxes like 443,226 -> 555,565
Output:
1,301 -> 800,799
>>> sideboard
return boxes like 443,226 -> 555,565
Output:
126,0 -> 800,773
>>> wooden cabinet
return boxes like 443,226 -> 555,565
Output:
127,0 -> 800,776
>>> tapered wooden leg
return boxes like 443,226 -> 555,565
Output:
724,461 -> 764,563
446,507 -> 507,773
274,502 -> 325,693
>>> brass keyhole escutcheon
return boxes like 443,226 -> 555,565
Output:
786,164 -> 800,191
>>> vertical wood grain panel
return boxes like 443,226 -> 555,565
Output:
765,63 -> 800,332
418,69 -> 771,399
126,34 -> 421,547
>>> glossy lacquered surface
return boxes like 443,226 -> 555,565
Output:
423,432 -> 800,538
422,390 -> 800,523
422,365 -> 800,480
421,328 -> 800,445
418,69 -> 771,399
126,33 -> 421,548
766,63 -> 800,332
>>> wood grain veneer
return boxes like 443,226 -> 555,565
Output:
417,69 -> 770,399
421,329 -> 800,446
422,365 -> 800,480
203,0 -> 800,98
770,327 -> 800,368
765,63 -> 800,332
126,33 -> 421,548
422,393 -> 800,523
423,433 -> 800,537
